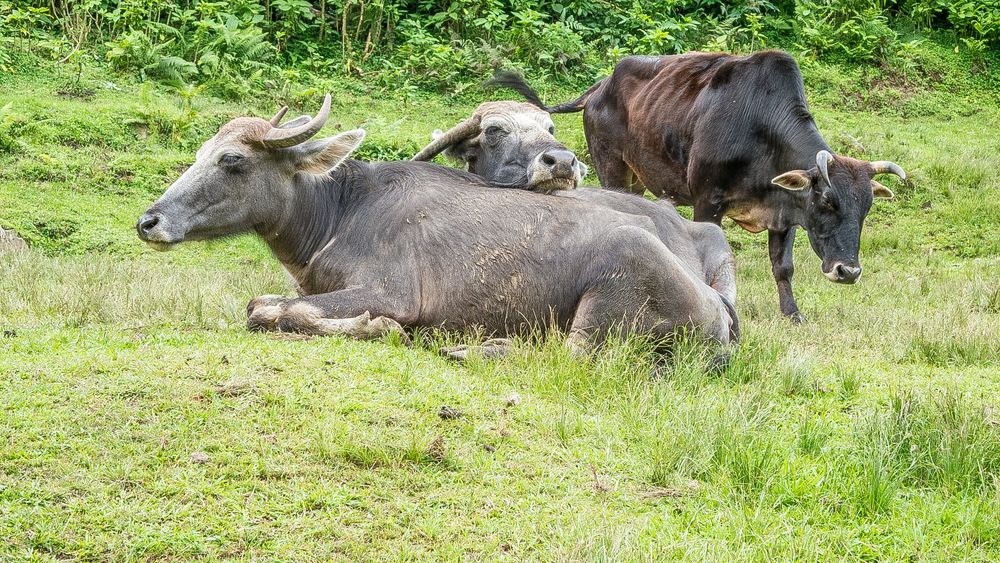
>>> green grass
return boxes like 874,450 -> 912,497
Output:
2,56 -> 1000,560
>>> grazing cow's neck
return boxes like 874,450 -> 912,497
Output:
771,100 -> 831,172
769,104 -> 831,227
257,160 -> 368,280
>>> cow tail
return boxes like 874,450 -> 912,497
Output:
545,80 -> 604,114
486,71 -> 602,114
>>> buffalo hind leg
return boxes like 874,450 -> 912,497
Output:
568,226 -> 735,358
247,289 -> 411,343
438,338 -> 513,362
768,227 -> 804,323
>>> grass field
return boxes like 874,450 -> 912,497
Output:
2,59 -> 1000,560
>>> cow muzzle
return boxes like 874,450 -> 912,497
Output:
527,149 -> 585,192
136,211 -> 180,251
823,262 -> 862,284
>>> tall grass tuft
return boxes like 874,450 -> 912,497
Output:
849,390 -> 1000,516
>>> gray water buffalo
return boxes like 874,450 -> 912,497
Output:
490,51 -> 907,322
136,95 -> 738,357
411,100 -> 738,312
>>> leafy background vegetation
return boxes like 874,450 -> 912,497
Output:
2,0 -> 1000,559
3,0 -> 999,97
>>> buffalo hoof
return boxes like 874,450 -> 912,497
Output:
439,338 -> 513,362
707,350 -> 732,373
247,294 -> 290,332
788,311 -> 806,324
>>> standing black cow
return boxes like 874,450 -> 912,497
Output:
491,51 -> 907,321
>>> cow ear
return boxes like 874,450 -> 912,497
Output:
293,129 -> 365,173
871,179 -> 895,199
771,170 -> 812,191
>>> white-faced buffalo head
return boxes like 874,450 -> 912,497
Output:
137,95 -> 365,250
771,150 -> 905,284
412,101 -> 587,193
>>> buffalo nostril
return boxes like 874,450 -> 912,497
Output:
541,150 -> 577,169
138,214 -> 159,234
834,264 -> 846,278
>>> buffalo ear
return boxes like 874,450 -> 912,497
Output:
443,138 -> 479,165
871,179 -> 895,199
294,129 -> 366,173
771,170 -> 811,191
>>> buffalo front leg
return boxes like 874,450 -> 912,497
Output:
247,288 -> 411,343
768,227 -> 803,322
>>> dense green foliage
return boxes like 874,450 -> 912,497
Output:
2,0 -> 999,97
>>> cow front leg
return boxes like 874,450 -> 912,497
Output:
768,227 -> 803,322
247,288 -> 411,343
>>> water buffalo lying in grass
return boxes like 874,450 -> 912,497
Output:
136,96 -> 738,358
412,100 -> 738,311
491,51 -> 906,322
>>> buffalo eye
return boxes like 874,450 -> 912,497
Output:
484,126 -> 507,138
547,125 -> 555,135
219,153 -> 243,167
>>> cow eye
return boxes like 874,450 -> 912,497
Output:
219,153 -> 243,166
820,192 -> 838,211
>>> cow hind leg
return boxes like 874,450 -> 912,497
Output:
586,130 -> 636,193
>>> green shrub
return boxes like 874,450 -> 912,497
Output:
3,0 -> 997,95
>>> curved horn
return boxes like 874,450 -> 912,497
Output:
260,94 -> 332,149
871,160 -> 906,180
816,150 -> 834,187
412,114 -> 482,161
269,105 -> 289,127
277,115 -> 311,129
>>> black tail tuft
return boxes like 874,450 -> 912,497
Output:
484,70 -> 594,114
484,70 -> 550,110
